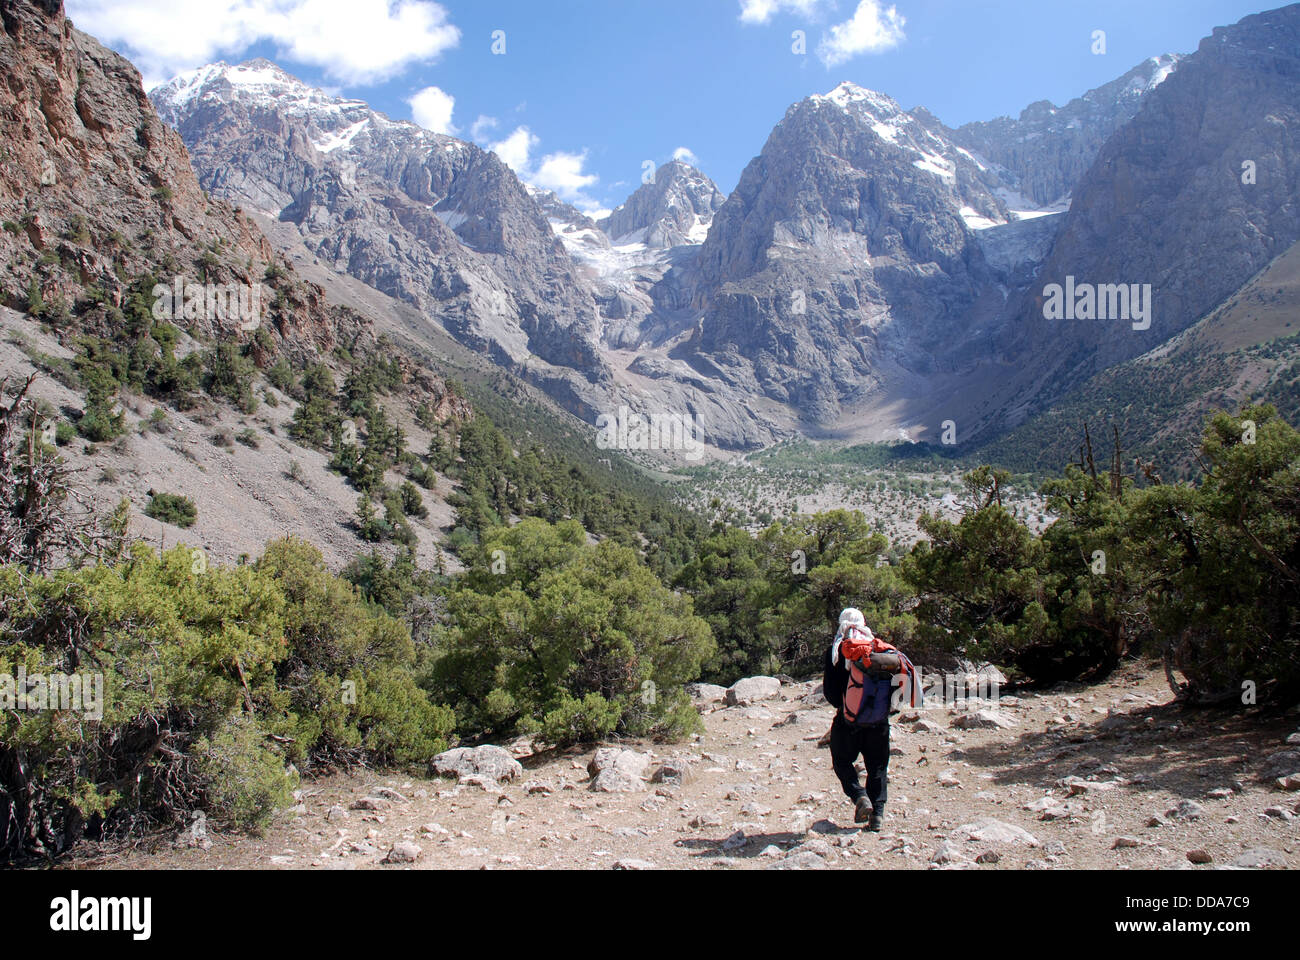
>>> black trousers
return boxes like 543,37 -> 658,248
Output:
829,715 -> 889,810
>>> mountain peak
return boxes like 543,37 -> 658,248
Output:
816,81 -> 903,117
151,59 -> 372,129
598,161 -> 725,249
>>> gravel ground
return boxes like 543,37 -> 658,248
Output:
72,663 -> 1300,871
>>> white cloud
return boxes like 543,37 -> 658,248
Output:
738,0 -> 827,24
470,115 -> 499,142
408,86 -> 455,134
533,151 -> 598,199
672,146 -> 699,165
817,1 -> 906,67
488,126 -> 540,174
484,125 -> 604,213
66,0 -> 461,87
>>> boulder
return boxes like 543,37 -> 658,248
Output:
1231,847 -> 1289,869
953,819 -> 1041,847
382,841 -> 422,864
430,745 -> 523,784
801,684 -> 828,706
588,748 -> 652,780
1166,799 -> 1204,821
1063,776 -> 1120,796
1023,796 -> 1063,813
726,676 -> 782,706
590,768 -> 647,793
959,661 -> 1009,686
686,683 -> 728,703
650,758 -> 695,787
931,840 -> 969,864
1259,749 -> 1300,781
953,710 -> 1017,730
720,829 -> 748,851
768,851 -> 827,870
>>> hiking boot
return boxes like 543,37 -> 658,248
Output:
867,809 -> 885,833
854,796 -> 872,824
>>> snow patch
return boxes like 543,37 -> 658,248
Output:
960,206 -> 1004,231
913,153 -> 955,181
313,119 -> 369,154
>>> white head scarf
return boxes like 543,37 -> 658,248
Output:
832,608 -> 872,665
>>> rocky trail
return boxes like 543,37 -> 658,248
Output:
77,664 -> 1300,871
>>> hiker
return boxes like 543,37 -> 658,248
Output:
821,608 -> 918,831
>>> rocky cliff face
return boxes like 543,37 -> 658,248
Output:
151,61 -> 611,416
677,82 -> 1009,426
598,160 -> 725,248
139,5 -> 1300,454
0,2 -> 364,357
998,4 -> 1300,412
952,55 -> 1183,210
0,2 -> 264,323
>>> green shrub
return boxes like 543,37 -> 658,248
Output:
266,359 -> 295,394
144,492 -> 197,528
0,539 -> 456,860
75,365 -> 126,442
203,340 -> 257,414
432,518 -> 713,746
1126,406 -> 1300,704
194,715 -> 297,833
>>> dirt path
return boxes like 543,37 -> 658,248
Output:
76,664 -> 1300,870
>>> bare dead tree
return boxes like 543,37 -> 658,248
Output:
1111,426 -> 1123,499
1082,423 -> 1098,482
0,375 -> 126,573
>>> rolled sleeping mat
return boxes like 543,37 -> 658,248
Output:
868,652 -> 902,673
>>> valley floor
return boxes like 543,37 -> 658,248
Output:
59,664 -> 1300,871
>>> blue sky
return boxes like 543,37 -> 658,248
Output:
67,0 -> 1275,216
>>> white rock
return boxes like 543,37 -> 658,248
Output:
726,676 -> 782,706
1023,796 -> 1063,813
431,745 -> 523,784
1167,799 -> 1204,821
953,819 -> 1041,847
686,683 -> 728,703
930,840 -> 969,864
588,747 -> 652,779
590,768 -> 647,793
954,710 -> 1017,730
382,841 -> 422,864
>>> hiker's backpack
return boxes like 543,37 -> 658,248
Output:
840,627 -> 918,727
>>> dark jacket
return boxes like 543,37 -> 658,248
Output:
823,646 -> 849,711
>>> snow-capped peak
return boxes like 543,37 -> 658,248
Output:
1133,53 -> 1182,95
818,81 -> 904,118
151,59 -> 462,160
